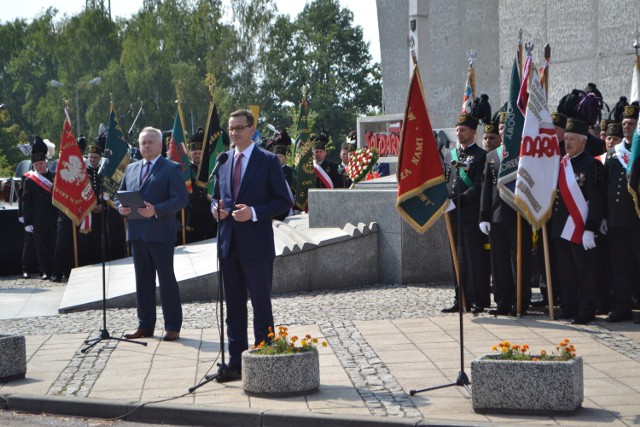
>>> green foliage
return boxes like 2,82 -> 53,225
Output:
0,0 -> 381,171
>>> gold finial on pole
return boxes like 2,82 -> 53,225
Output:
205,73 -> 216,100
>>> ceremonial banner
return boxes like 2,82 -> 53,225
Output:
514,65 -> 561,230
628,121 -> 640,216
461,65 -> 475,114
52,109 -> 97,229
517,55 -> 532,116
293,95 -> 314,211
497,52 -> 525,211
396,64 -> 448,233
631,51 -> 640,103
167,107 -> 192,193
196,101 -> 226,198
102,103 -> 131,200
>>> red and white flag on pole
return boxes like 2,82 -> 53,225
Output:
52,108 -> 97,232
514,62 -> 561,230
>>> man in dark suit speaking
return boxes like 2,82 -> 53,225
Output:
212,109 -> 290,379
115,127 -> 188,342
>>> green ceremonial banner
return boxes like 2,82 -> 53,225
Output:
496,51 -> 525,212
102,102 -> 131,201
168,106 -> 193,193
628,123 -> 640,216
196,100 -> 226,198
293,95 -> 314,211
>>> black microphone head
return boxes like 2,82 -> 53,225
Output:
217,152 -> 229,164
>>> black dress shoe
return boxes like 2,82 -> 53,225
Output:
50,276 -> 61,283
489,308 -> 511,316
40,274 -> 49,280
216,366 -> 242,383
605,311 -> 632,323
471,305 -> 484,314
22,272 -> 30,279
571,315 -> 595,325
441,304 -> 459,313
554,309 -> 577,320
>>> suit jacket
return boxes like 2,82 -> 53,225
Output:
443,143 -> 487,225
551,151 -> 605,238
480,149 -> 517,224
115,156 -> 188,243
215,146 -> 290,260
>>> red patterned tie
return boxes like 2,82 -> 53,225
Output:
141,161 -> 151,185
233,152 -> 243,198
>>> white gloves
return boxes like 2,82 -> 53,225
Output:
24,225 -> 34,233
599,219 -> 608,236
582,230 -> 596,250
479,221 -> 491,235
18,216 -> 24,224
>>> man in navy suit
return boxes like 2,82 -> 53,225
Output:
212,109 -> 290,379
115,127 -> 188,341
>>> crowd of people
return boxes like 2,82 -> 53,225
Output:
440,85 -> 640,325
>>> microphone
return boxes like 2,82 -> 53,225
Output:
451,160 -> 470,170
208,152 -> 229,182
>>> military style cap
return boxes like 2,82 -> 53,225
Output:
273,145 -> 287,156
565,118 -> 589,136
313,140 -> 326,150
599,119 -> 610,133
551,112 -> 567,129
190,127 -> 204,151
456,114 -> 478,130
87,144 -> 103,155
483,122 -> 499,136
347,130 -> 357,142
31,136 -> 48,162
622,104 -> 639,120
606,122 -> 623,138
312,130 -> 329,150
498,111 -> 507,125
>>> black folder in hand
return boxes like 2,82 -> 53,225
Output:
116,191 -> 147,220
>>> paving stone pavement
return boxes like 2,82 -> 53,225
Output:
2,275 -> 640,423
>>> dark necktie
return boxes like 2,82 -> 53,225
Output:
233,152 -> 243,198
141,161 -> 151,185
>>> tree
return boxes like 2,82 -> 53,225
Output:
259,0 -> 381,143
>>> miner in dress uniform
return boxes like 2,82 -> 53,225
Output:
312,132 -> 341,189
441,112 -> 490,314
602,108 -> 640,322
479,121 -> 532,316
550,118 -> 605,325
186,127 -> 217,243
22,137 -> 58,280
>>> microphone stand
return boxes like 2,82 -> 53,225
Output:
410,162 -> 470,395
189,167 -> 231,392
82,193 -> 147,353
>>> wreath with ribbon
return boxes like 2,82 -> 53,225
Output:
347,147 -> 379,184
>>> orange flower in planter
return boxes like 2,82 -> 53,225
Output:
252,325 -> 327,355
491,339 -> 577,361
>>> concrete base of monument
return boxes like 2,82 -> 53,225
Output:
58,214 -> 379,313
308,177 -> 451,286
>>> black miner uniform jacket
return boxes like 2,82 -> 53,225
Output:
604,146 -> 640,228
315,159 -> 342,189
550,151 -> 605,239
480,149 -> 517,225
443,142 -> 487,224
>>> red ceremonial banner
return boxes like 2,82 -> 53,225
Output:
52,115 -> 97,227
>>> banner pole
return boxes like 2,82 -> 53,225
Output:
444,212 -> 466,310
72,225 -> 79,268
181,209 -> 186,245
516,215 -> 522,317
541,223 -> 555,319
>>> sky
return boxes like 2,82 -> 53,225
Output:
0,0 -> 380,63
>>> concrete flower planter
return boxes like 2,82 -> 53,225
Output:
0,334 -> 27,382
471,355 -> 583,414
242,348 -> 320,396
